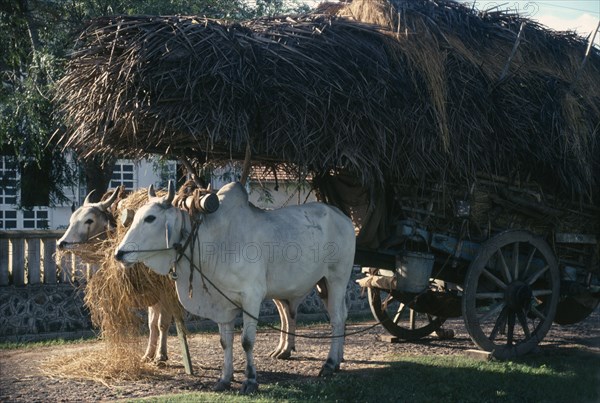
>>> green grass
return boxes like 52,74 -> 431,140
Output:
124,349 -> 600,403
0,336 -> 93,350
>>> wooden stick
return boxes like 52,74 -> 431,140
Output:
239,143 -> 252,186
499,22 -> 525,82
571,19 -> 600,89
175,319 -> 194,375
179,156 -> 203,188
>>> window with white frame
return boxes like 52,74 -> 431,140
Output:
0,210 -> 17,229
0,157 -> 18,205
0,157 -> 19,229
22,209 -> 49,229
110,162 -> 135,190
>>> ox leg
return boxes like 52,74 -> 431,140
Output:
154,304 -> 171,364
214,321 -> 235,391
240,309 -> 260,394
142,305 -> 159,362
319,277 -> 348,377
269,299 -> 297,359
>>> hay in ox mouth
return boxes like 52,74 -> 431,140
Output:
51,188 -> 184,381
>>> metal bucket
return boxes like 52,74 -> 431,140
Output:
395,251 -> 435,293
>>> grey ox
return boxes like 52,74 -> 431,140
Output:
57,189 -> 176,364
115,181 -> 356,394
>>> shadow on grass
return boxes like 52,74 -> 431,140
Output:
255,346 -> 600,402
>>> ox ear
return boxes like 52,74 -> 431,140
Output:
148,184 -> 156,198
99,188 -> 119,211
83,189 -> 96,206
199,193 -> 219,214
164,180 -> 175,206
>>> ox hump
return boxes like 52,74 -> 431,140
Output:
217,182 -> 250,210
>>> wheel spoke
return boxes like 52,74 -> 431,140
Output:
489,306 -> 508,341
532,289 -> 553,297
475,292 -> 504,299
530,305 -> 546,321
516,310 -> 531,339
521,247 -> 537,280
393,303 -> 407,324
513,242 -> 519,280
480,301 -> 505,322
482,268 -> 508,289
506,311 -> 516,346
382,294 -> 393,310
526,264 -> 549,285
409,309 -> 416,330
497,250 -> 513,283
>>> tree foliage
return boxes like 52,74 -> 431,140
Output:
0,0 -> 310,207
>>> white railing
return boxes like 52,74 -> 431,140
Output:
0,230 -> 95,286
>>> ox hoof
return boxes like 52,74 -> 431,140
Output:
154,359 -> 167,368
270,349 -> 292,360
241,380 -> 259,395
141,355 -> 152,363
319,364 -> 336,378
154,354 -> 168,365
212,380 -> 231,392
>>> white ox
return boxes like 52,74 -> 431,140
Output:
115,181 -> 356,393
57,189 -> 175,364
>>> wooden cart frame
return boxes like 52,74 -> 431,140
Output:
355,177 -> 600,359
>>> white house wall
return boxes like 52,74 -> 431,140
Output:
2,155 -> 315,231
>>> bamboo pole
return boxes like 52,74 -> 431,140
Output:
571,19 -> 600,89
239,143 -> 252,186
175,319 -> 194,375
499,22 -> 526,82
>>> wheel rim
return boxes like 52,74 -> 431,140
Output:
368,286 -> 445,340
462,230 -> 560,358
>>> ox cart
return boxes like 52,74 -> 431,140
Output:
53,0 -> 600,360
352,175 -> 600,359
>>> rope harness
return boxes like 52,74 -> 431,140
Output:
163,211 -> 384,340
117,185 -> 389,340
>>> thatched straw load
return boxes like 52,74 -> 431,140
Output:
56,0 -> 599,203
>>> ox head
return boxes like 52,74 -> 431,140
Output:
115,180 -> 218,274
57,189 -> 119,250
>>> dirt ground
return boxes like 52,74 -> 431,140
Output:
1,311 -> 599,402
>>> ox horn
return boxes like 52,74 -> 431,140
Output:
148,184 -> 157,198
83,189 -> 97,206
164,180 -> 175,205
99,188 -> 119,211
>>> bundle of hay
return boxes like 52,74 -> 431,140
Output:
52,188 -> 184,381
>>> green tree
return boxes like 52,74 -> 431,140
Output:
0,0 -> 311,207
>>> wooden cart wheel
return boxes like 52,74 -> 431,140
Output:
368,287 -> 445,340
462,230 -> 560,359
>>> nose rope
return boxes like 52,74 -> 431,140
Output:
60,228 -> 110,248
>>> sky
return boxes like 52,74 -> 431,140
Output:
457,0 -> 599,45
299,1 -> 600,46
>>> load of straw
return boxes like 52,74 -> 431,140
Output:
50,188 -> 184,381
56,0 -> 600,205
